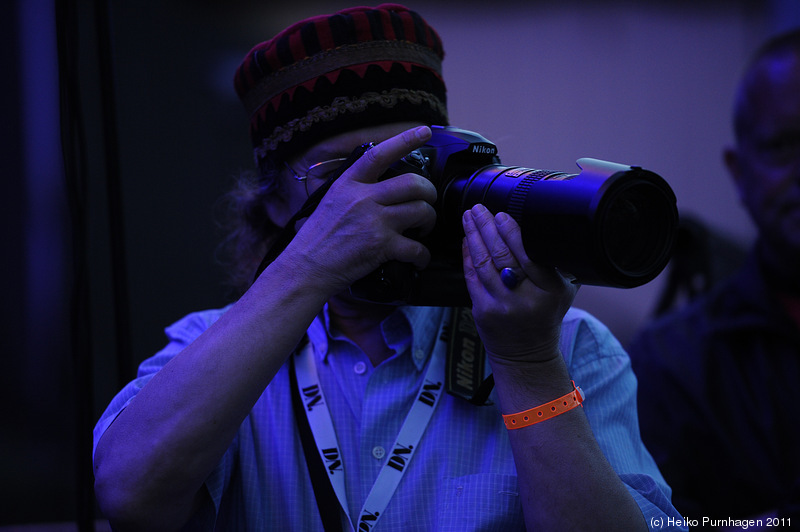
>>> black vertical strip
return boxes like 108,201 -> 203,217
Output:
300,21 -> 322,58
93,0 -> 132,390
409,10 -> 434,52
365,9 -> 385,42
389,10 -> 405,41
343,12 -> 357,46
276,33 -> 294,70
328,13 -> 351,47
55,0 -> 93,529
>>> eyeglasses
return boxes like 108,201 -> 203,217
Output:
284,157 -> 348,197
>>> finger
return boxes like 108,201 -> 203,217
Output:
382,200 -> 437,238
386,233 -> 432,270
372,172 -> 437,207
346,126 -> 432,184
470,204 -> 516,270
461,236 -> 481,292
494,211 -> 574,292
462,208 -> 503,290
492,212 -> 529,266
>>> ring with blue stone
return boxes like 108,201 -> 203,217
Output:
500,267 -> 525,289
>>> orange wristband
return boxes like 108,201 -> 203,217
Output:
502,381 -> 585,429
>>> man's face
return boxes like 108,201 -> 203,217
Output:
266,121 -> 426,230
727,51 -> 800,265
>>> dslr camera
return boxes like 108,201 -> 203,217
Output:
350,125 -> 678,305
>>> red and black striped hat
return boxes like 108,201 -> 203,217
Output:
234,4 -> 448,171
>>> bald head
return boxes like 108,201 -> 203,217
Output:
733,29 -> 800,144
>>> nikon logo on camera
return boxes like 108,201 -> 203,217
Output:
470,143 -> 497,155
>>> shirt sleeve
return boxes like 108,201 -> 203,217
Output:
92,306 -> 236,528
560,308 -> 688,531
92,308 -> 227,459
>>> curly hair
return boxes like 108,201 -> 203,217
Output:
215,167 -> 281,297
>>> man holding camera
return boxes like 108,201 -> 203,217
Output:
92,5 -> 682,530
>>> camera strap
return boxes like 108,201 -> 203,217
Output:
445,307 -> 494,406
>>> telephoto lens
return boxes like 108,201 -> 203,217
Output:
350,126 -> 679,305
447,157 -> 678,289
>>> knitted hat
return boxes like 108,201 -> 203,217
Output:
234,4 -> 448,173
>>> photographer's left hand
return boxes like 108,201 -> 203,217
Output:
461,204 -> 578,365
462,204 -> 648,532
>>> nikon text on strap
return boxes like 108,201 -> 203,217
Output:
445,307 -> 494,405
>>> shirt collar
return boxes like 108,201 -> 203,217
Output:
398,306 -> 446,371
307,304 -> 446,371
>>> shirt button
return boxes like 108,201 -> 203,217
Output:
372,446 -> 386,460
414,348 -> 425,362
354,361 -> 367,375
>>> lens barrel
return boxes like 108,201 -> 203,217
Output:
445,160 -> 678,288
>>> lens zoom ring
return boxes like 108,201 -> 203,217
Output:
506,173 -> 543,219
506,169 -> 571,218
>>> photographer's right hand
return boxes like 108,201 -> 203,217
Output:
270,125 -> 437,295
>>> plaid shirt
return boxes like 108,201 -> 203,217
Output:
94,305 -> 685,531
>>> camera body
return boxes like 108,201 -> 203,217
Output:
350,125 -> 679,305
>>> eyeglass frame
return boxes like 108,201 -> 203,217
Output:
284,157 -> 349,196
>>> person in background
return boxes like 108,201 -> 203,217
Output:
629,28 -> 800,527
92,4 -> 683,530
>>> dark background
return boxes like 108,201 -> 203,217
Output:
2,0 -> 798,528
